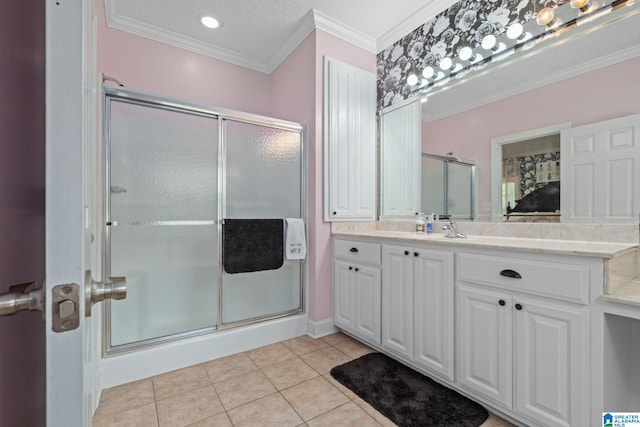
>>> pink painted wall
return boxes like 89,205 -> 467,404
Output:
96,1 -> 376,322
423,56 -> 640,220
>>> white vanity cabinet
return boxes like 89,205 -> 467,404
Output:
381,244 -> 454,380
455,251 -> 590,427
323,57 -> 376,221
333,239 -> 381,345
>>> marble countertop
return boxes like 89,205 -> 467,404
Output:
332,229 -> 638,258
604,279 -> 640,307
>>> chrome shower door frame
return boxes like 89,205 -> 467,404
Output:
101,85 -> 306,355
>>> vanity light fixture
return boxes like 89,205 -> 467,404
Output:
407,73 -> 419,86
422,66 -> 435,79
570,0 -> 595,12
481,35 -> 506,53
200,15 -> 222,29
536,7 -> 557,26
439,57 -> 453,70
506,23 -> 533,42
458,46 -> 483,63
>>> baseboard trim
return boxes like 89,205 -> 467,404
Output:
307,318 -> 338,338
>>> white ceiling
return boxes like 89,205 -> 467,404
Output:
104,0 -> 458,73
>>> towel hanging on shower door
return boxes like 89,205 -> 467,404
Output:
285,218 -> 306,260
222,219 -> 284,274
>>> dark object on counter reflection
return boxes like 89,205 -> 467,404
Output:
507,182 -> 560,214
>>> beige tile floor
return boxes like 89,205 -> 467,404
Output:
93,332 -> 515,427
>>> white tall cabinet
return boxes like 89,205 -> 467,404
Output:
323,57 -> 376,221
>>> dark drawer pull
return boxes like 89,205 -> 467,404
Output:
500,269 -> 522,279
404,250 -> 410,256
515,303 -> 523,311
349,247 -> 359,253
414,252 -> 419,257
498,299 -> 506,306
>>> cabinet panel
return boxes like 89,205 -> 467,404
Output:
334,260 -> 355,331
381,245 -> 414,358
324,57 -> 376,221
457,284 -> 512,408
457,252 -> 589,304
414,249 -> 454,380
514,297 -> 588,427
354,265 -> 381,344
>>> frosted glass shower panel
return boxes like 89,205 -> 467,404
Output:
224,120 -> 301,218
222,120 -> 302,324
109,101 -> 218,221
109,225 -> 218,346
107,98 -> 219,348
422,156 -> 445,215
448,162 -> 473,219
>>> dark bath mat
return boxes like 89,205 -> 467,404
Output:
330,352 -> 488,427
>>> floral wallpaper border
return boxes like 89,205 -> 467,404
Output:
376,0 -> 571,110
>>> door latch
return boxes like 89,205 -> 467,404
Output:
52,283 -> 80,332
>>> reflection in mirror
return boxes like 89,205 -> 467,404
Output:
501,134 -> 560,222
422,153 -> 476,220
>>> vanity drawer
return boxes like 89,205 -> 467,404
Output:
457,252 -> 589,304
334,239 -> 381,265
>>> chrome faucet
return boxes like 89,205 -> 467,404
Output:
442,218 -> 466,238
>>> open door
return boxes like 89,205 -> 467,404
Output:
2,2 -> 114,426
0,2 -> 46,426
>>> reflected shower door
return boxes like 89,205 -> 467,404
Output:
107,99 -> 219,348
422,156 -> 445,215
222,119 -> 302,324
447,162 -> 474,219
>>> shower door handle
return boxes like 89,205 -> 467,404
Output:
84,270 -> 127,317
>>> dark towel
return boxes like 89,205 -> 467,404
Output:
223,219 -> 284,274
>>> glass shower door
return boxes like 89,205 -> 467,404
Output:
222,119 -> 303,324
106,99 -> 219,348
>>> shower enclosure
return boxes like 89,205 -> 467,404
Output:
102,86 -> 304,353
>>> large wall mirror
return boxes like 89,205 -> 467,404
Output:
378,1 -> 640,223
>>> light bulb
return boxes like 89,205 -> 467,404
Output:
506,23 -> 523,40
420,97 -> 428,103
439,57 -> 453,70
481,35 -> 497,50
536,7 -> 556,26
407,73 -> 419,86
459,46 -> 473,61
570,0 -> 590,9
422,66 -> 434,79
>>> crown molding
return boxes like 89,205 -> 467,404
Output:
377,0 -> 458,53
106,2 -> 272,74
312,9 -> 377,54
106,3 -> 376,75
423,44 -> 640,122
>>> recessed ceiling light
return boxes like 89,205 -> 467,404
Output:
200,15 -> 222,29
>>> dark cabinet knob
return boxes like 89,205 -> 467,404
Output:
355,268 -> 359,272
404,250 -> 409,256
348,266 -> 353,270
413,252 -> 419,257
515,303 -> 523,310
500,269 -> 522,279
333,211 -> 337,215
498,299 -> 506,306
349,247 -> 359,253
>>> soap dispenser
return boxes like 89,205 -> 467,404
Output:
415,213 -> 425,233
426,214 -> 433,234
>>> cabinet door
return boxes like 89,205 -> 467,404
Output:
333,260 -> 355,331
514,297 -> 589,427
413,249 -> 454,380
381,245 -> 414,358
353,264 -> 381,344
457,284 -> 512,408
324,57 -> 376,221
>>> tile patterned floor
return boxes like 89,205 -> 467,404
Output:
92,332 -> 516,427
